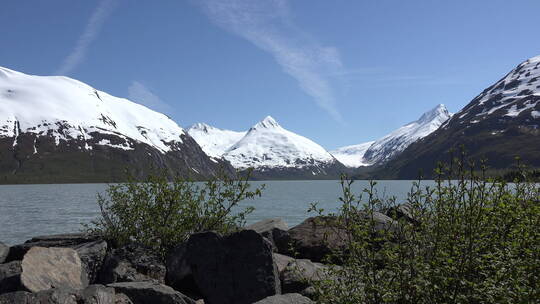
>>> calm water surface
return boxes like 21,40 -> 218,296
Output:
0,180 -> 428,245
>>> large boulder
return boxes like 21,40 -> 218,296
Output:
98,243 -> 166,284
183,230 -> 280,304
280,258 -> 327,295
277,213 -> 396,263
6,233 -> 100,262
108,281 -> 195,304
253,294 -> 314,304
20,246 -> 88,292
246,219 -> 289,252
275,216 -> 348,263
0,261 -> 22,293
74,240 -> 108,284
0,242 -> 8,263
165,243 -> 200,298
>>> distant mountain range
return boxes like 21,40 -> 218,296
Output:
331,104 -> 452,167
0,66 -> 229,183
1,54 -> 539,182
375,55 -> 540,178
188,116 -> 346,179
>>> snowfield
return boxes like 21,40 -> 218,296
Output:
330,141 -> 375,168
187,123 -> 246,158
0,66 -> 185,153
190,116 -> 339,170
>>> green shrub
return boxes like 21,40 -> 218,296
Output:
87,170 -> 263,258
311,157 -> 540,304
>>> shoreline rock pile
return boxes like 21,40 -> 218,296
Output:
0,209 -> 402,304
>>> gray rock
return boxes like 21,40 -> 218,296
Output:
33,288 -> 80,304
0,285 -> 115,304
6,233 -> 100,262
0,242 -> 8,263
253,294 -> 314,304
80,285 -> 116,304
246,218 -> 289,233
385,203 -> 419,225
20,246 -> 88,293
276,216 -> 348,263
246,219 -> 289,252
185,230 -> 280,304
98,244 -> 166,284
0,260 -> 22,293
74,240 -> 108,284
280,258 -> 327,294
108,281 -> 195,304
278,213 -> 396,263
273,253 -> 295,274
114,293 -> 134,304
0,291 -> 35,304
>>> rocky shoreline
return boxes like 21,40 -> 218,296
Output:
0,211 -> 400,304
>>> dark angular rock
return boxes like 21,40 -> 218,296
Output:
20,246 -> 88,293
6,233 -> 100,262
252,293 -> 314,304
33,288 -> 80,304
246,219 -> 289,252
108,281 -> 195,304
0,291 -> 35,304
98,243 -> 166,284
0,242 -> 8,264
185,230 -> 280,304
74,240 -> 108,284
114,293 -> 134,304
165,243 -> 200,299
80,284 -> 116,304
0,261 -> 22,293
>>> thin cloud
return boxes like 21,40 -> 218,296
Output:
56,0 -> 119,75
197,0 -> 344,122
128,81 -> 172,114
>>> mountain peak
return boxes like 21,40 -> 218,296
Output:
417,104 -> 451,124
188,122 -> 213,133
252,116 -> 280,129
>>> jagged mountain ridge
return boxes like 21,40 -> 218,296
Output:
378,55 -> 540,178
363,104 -> 452,164
332,104 -> 452,168
189,116 -> 348,179
0,66 -> 228,183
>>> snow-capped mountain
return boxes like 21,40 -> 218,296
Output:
219,116 -> 346,178
379,55 -> 540,178
332,104 -> 452,168
187,123 -> 246,158
449,55 -> 540,127
362,104 -> 452,164
330,141 -> 375,168
0,66 -> 227,183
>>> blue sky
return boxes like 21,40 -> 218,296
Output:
2,1 -> 540,149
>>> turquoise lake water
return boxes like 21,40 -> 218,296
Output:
0,180 -> 430,245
